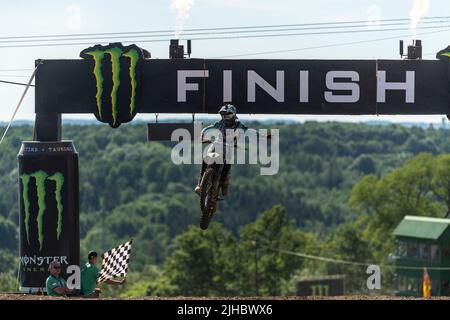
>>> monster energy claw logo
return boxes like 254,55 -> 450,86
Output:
20,170 -> 64,251
80,43 -> 144,128
437,46 -> 450,60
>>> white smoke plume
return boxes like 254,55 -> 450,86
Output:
170,0 -> 195,38
410,0 -> 431,35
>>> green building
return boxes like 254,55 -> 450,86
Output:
393,215 -> 450,296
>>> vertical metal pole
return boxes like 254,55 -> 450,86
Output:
33,113 -> 62,142
255,239 -> 259,296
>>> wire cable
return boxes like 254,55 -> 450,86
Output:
264,246 -> 450,271
0,68 -> 34,72
0,16 -> 448,41
253,234 -> 450,271
209,27 -> 450,58
0,79 -> 35,87
0,74 -> 33,78
1,20 -> 449,45
0,63 -> 40,146
175,24 -> 450,42
0,23 -> 449,49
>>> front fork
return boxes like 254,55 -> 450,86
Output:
210,163 -> 224,212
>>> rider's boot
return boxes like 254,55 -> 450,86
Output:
195,175 -> 201,194
221,175 -> 230,196
195,163 -> 207,195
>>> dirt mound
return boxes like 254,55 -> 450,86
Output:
0,293 -> 445,300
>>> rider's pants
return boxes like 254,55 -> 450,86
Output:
198,161 -> 231,186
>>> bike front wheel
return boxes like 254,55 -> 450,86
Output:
199,167 -> 217,230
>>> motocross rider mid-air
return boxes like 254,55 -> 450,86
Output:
194,103 -> 247,197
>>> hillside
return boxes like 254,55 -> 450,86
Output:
0,121 -> 448,295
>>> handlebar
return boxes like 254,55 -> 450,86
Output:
201,140 -> 248,150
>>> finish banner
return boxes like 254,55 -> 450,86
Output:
34,43 -> 450,127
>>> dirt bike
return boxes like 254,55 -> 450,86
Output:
198,140 -> 232,230
198,131 -> 270,230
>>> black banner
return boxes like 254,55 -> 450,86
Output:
297,278 -> 345,296
147,122 -> 203,141
35,58 -> 450,117
17,141 -> 79,291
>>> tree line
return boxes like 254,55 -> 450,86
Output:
1,121 -> 450,295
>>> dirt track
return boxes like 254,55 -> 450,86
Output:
0,293 -> 447,300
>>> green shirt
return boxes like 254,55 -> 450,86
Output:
80,262 -> 100,296
45,275 -> 67,297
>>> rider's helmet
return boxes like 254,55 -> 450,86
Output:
218,103 -> 237,125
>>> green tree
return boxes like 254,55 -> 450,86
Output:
319,216 -> 377,294
352,155 -> 376,174
0,273 -> 16,292
431,154 -> 450,215
161,223 -> 239,296
239,204 -> 315,296
349,153 -> 443,262
0,216 -> 18,252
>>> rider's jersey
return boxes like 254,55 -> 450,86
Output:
200,118 -> 248,142
200,119 -> 249,164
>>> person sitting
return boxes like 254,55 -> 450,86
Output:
45,261 -> 73,297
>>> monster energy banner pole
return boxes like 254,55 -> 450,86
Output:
18,141 -> 79,292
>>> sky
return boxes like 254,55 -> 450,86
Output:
1,0 -> 450,124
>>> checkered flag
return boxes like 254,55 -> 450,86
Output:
97,240 -> 133,283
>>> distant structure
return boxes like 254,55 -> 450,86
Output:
296,275 -> 345,296
392,216 -> 450,296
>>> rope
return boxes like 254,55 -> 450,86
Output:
0,62 -> 40,146
254,235 -> 450,271
263,246 -> 450,271
0,79 -> 35,87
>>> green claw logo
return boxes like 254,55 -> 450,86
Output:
437,46 -> 450,60
20,170 -> 64,251
80,43 -> 144,128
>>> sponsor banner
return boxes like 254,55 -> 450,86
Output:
35,53 -> 450,118
80,43 -> 145,128
18,141 -> 79,289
